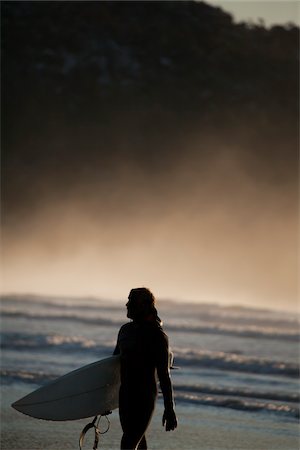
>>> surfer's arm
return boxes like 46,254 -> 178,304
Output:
158,368 -> 177,431
156,332 -> 177,431
157,364 -> 176,411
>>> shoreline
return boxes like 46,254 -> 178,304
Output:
2,385 -> 299,450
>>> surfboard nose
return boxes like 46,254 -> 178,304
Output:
11,400 -> 22,412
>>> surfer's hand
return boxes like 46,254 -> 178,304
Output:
162,408 -> 177,431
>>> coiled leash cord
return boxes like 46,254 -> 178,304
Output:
79,412 -> 111,450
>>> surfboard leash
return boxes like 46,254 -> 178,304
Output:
79,412 -> 111,450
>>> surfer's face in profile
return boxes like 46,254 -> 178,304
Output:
126,287 -> 156,322
126,295 -> 145,320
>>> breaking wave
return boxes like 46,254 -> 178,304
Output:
2,369 -> 298,420
2,332 -> 298,378
174,349 -> 299,378
1,369 -> 57,385
2,310 -> 299,342
1,332 -> 113,354
167,322 -> 299,342
1,310 -> 122,327
174,392 -> 299,419
174,383 -> 300,403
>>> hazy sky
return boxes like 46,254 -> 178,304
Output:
2,1 -> 298,312
3,135 -> 297,312
207,0 -> 299,26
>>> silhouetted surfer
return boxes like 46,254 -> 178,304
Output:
113,287 -> 177,450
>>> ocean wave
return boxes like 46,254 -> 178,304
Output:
174,383 -> 299,403
1,295 -> 123,314
3,369 -> 297,420
174,392 -> 299,419
1,310 -> 122,327
2,293 -> 298,321
2,310 -> 298,342
166,322 -> 299,342
1,369 -> 57,385
174,310 -> 299,329
2,331 -> 298,379
1,332 -> 113,354
174,349 -> 299,378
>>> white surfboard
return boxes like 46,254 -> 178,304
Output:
11,355 -> 121,421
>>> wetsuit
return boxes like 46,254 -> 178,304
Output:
113,320 -> 171,450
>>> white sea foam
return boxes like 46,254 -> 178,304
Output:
2,331 -> 298,378
174,392 -> 299,419
173,348 -> 299,377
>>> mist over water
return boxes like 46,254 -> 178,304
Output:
3,134 -> 297,311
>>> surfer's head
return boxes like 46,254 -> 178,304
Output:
127,287 -> 161,324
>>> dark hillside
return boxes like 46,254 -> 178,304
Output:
1,1 -> 299,221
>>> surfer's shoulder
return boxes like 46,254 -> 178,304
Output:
119,322 -> 134,333
152,322 -> 168,342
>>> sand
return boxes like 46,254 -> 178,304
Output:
2,384 -> 299,450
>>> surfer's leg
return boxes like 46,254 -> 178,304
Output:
137,435 -> 147,449
120,433 -> 147,450
119,388 -> 155,449
120,418 -> 150,449
121,432 -> 141,449
119,402 -> 153,449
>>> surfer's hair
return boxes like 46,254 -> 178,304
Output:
129,287 -> 156,307
129,287 -> 162,325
